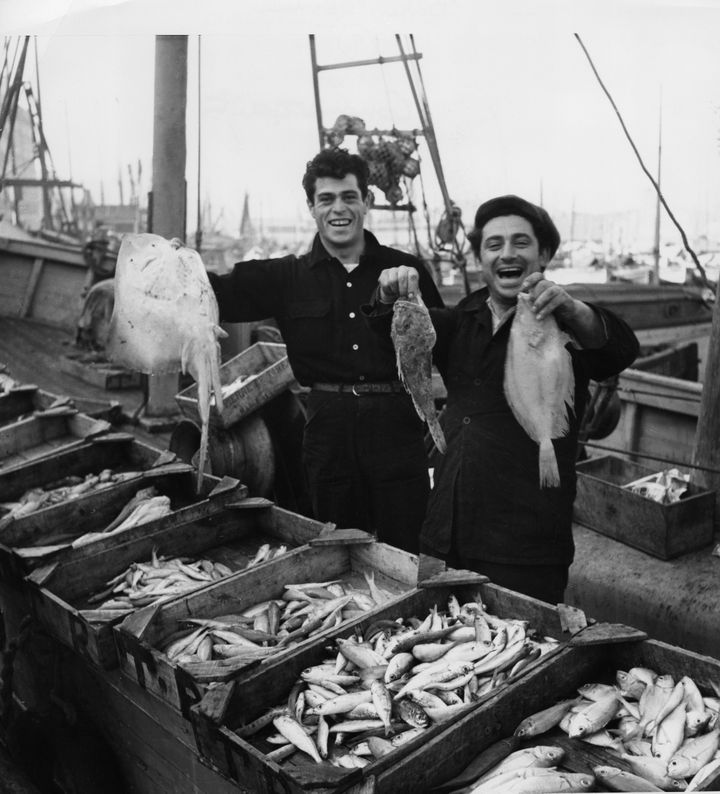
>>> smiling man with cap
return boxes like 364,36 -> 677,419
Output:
367,194 -> 639,603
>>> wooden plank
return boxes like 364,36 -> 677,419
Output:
58,355 -> 144,390
19,257 -> 44,317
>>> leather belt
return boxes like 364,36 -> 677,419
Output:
312,382 -> 405,396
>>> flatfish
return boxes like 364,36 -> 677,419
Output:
391,295 -> 446,453
503,293 -> 574,488
107,233 -> 227,490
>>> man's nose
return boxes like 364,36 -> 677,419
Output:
500,241 -> 516,260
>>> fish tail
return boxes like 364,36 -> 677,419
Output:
196,417 -> 209,495
428,418 -> 447,454
538,439 -> 561,488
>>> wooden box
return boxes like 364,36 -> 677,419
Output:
373,633 -> 720,793
175,342 -> 294,429
114,539 -> 417,716
0,385 -> 121,427
574,454 -> 715,559
188,580 -> 592,792
0,407 -> 111,470
0,463 -> 243,584
24,496 -> 333,671
59,353 -> 143,390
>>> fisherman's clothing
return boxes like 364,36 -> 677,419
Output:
208,231 -> 443,553
366,286 -> 638,598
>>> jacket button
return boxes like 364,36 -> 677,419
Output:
473,378 -> 482,386
463,416 -> 471,425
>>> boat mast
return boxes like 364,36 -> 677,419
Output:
651,95 -> 662,285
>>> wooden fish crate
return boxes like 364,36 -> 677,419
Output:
371,634 -> 720,793
0,407 -> 111,470
574,454 -> 715,559
0,435 -> 181,579
175,342 -> 294,429
0,384 -> 122,427
59,353 -> 144,390
114,539 -> 417,716
188,578 -> 599,792
23,496 -> 335,671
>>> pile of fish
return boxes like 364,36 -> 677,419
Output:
243,543 -> 287,569
80,547 -> 235,622
161,571 -> 395,676
497,665 -> 720,792
236,595 -> 559,771
0,469 -> 143,523
71,486 -> 172,548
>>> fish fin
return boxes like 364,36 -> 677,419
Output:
538,439 -> 561,488
428,418 -> 447,454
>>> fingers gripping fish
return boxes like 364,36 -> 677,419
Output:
503,293 -> 575,488
391,294 -> 446,454
107,233 -> 227,491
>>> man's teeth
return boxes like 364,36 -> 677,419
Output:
329,219 -> 351,226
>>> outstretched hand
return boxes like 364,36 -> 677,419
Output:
378,266 -> 420,303
520,272 -> 577,323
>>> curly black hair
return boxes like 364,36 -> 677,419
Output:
302,148 -> 370,203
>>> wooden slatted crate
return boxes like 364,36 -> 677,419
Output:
114,539 -> 417,716
188,579 -> 602,793
23,497 -> 338,672
0,384 -> 122,427
0,406 -> 111,469
373,634 -> 720,793
175,342 -> 294,429
575,454 -> 715,559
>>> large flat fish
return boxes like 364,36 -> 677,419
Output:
503,293 -> 574,488
107,233 -> 227,490
391,295 -> 446,454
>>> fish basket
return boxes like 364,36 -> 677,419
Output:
24,497 -> 335,672
0,407 -> 111,471
372,634 -> 720,793
188,579 -> 589,793
0,435 -> 191,584
114,539 -> 418,717
574,454 -> 715,559
175,342 -> 294,430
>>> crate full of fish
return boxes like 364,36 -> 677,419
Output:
0,405 -> 112,471
25,498 -> 327,671
113,538 -> 416,716
376,625 -> 720,793
175,341 -> 294,429
574,454 -> 714,559
188,579 -> 582,793
0,442 -> 232,584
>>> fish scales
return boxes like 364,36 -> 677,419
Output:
503,293 -> 575,488
391,296 -> 446,453
107,233 -> 227,491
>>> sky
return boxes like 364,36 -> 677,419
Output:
3,0 -> 720,248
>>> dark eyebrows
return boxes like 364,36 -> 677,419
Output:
483,232 -> 533,246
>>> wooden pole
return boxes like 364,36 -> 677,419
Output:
145,34 -> 187,420
690,283 -> 720,531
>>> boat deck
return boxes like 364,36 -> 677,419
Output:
0,315 -> 170,449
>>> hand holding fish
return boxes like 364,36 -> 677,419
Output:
378,266 -> 419,304
521,272 -> 607,349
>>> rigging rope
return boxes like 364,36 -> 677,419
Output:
575,34 -> 713,292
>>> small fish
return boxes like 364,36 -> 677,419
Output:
370,680 -> 393,735
503,292 -> 574,487
687,755 -> 720,791
272,714 -> 322,763
620,754 -> 688,791
566,692 -> 620,738
316,691 -> 372,716
650,701 -> 686,763
667,728 -> 720,779
391,295 -> 446,453
593,765 -> 664,792
513,698 -> 578,738
367,736 -> 395,758
474,745 -> 565,783
397,698 -> 431,729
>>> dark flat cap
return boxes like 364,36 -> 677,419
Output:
468,195 -> 561,259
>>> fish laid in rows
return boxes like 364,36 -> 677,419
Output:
107,233 -> 227,492
81,547 -> 235,619
391,294 -> 446,454
0,469 -> 142,524
504,292 -> 575,487
235,594 -> 558,774
160,572 -> 394,671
